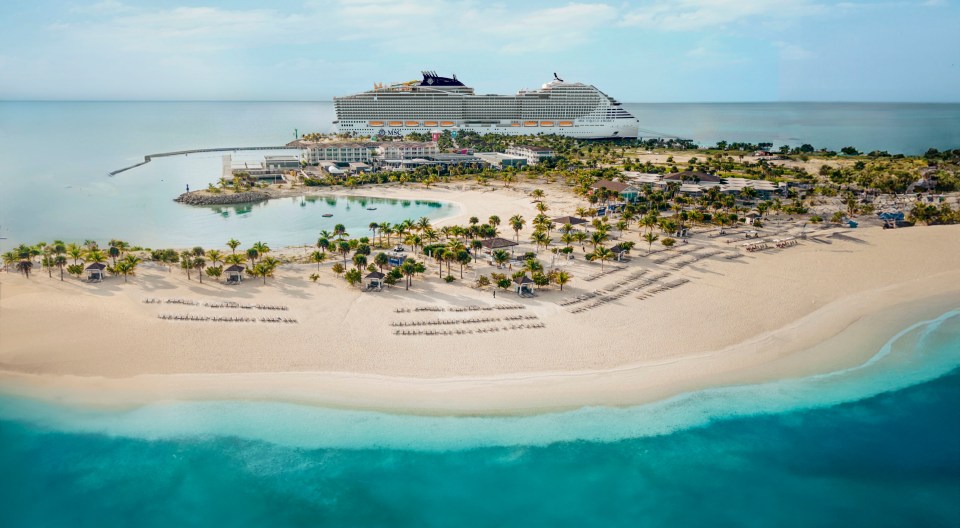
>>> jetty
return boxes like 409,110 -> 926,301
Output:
108,146 -> 295,176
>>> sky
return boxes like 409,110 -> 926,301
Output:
1,0 -> 958,102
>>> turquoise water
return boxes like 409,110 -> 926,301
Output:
1,310 -> 958,526
0,101 -> 456,248
2,101 -> 958,246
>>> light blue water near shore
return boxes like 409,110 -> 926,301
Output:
1,101 -> 958,247
1,310 -> 958,526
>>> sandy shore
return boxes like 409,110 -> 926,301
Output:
1,187 -> 959,414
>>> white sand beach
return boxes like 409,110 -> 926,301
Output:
1,186 -> 959,415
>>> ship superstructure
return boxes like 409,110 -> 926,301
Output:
333,72 -> 639,139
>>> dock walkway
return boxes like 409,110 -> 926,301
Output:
108,146 -> 295,175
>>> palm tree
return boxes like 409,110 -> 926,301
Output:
114,255 -> 141,283
333,224 -> 348,239
310,250 -> 326,271
587,246 -> 615,271
379,222 -> 392,246
227,239 -> 241,254
531,189 -> 545,201
432,248 -> 445,277
554,270 -> 571,291
54,254 -> 67,281
509,214 -> 525,242
85,248 -> 106,265
492,249 -> 510,268
66,243 -> 84,265
251,242 -> 270,261
374,252 -> 389,272
193,256 -> 207,284
369,222 -> 379,244
337,240 -> 351,265
643,232 -> 659,254
206,249 -> 223,267
400,259 -> 425,290
180,254 -> 194,280
529,231 -> 548,253
470,239 -> 482,262
590,230 -> 609,252
352,253 -> 367,271
225,253 -> 246,267
246,247 -> 259,264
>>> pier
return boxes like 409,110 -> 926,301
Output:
108,146 -> 296,176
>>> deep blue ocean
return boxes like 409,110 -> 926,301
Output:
1,310 -> 959,527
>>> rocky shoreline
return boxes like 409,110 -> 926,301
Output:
174,190 -> 272,206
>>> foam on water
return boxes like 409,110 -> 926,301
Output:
2,310 -> 958,450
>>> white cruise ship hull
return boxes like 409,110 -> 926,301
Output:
336,118 -> 639,139
333,72 -> 640,140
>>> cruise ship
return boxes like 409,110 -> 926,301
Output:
333,72 -> 639,139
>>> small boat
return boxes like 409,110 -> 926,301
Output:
322,213 -> 334,217
367,207 -> 377,210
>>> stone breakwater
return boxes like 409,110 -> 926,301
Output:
174,190 -> 271,205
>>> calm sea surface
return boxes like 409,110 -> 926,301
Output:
1,310 -> 958,527
1,101 -> 958,247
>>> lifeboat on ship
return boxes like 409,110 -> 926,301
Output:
440,121 -> 455,127
423,121 -> 438,127
540,121 -> 554,127
405,121 -> 419,127
559,121 -> 574,127
524,121 -> 538,127
369,121 -> 384,127
510,122 -> 521,127
388,121 -> 403,127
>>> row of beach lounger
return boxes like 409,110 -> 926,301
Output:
569,273 -> 675,313
157,314 -> 297,323
559,269 -> 655,307
391,314 -> 539,327
143,298 -> 288,310
636,278 -> 690,300
394,304 -> 524,314
582,264 -> 627,282
648,246 -> 699,265
669,250 -> 724,270
394,323 -> 546,336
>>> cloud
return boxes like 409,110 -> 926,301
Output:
775,41 -> 814,60
620,0 -> 823,31
329,1 -> 617,53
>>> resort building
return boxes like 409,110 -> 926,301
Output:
474,152 -> 528,169
590,179 -> 641,202
301,142 -> 377,164
551,216 -> 588,227
662,171 -> 722,187
376,142 -> 440,160
505,145 -> 555,165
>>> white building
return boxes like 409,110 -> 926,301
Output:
301,142 -> 377,164
505,145 -> 555,165
377,141 -> 439,160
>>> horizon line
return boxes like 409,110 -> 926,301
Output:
2,99 -> 959,105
